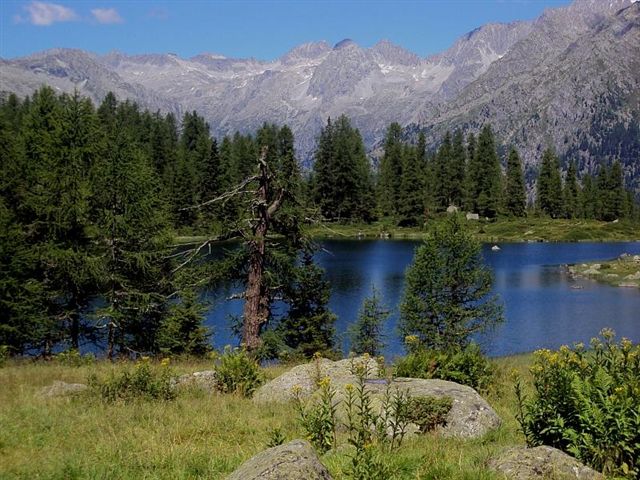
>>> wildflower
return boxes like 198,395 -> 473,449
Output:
160,357 -> 170,367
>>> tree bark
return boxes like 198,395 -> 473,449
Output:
241,148 -> 283,351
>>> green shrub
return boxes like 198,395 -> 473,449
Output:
394,343 -> 493,391
0,345 -> 8,367
54,349 -> 95,367
516,330 -> 640,478
215,347 -> 264,397
293,376 -> 337,453
89,359 -> 175,402
405,396 -> 452,433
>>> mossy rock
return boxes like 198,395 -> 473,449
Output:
227,439 -> 332,480
488,445 -> 604,479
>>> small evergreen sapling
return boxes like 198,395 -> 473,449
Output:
349,287 -> 389,356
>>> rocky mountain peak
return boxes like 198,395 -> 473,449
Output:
370,39 -> 421,66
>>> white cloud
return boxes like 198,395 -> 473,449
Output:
91,8 -> 124,24
24,1 -> 78,26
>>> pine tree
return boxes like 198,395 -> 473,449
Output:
93,115 -> 174,358
504,147 -> 526,217
348,287 -> 389,356
448,130 -> 467,208
378,123 -> 404,217
579,174 -> 598,219
312,116 -> 373,221
434,131 -> 452,211
463,132 -> 477,212
277,254 -> 337,358
398,144 -> 424,226
157,290 -> 211,356
399,215 -> 503,350
563,160 -> 579,219
536,148 -> 563,218
473,125 -> 502,218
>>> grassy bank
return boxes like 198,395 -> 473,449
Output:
176,218 -> 640,245
0,355 -> 533,479
306,218 -> 640,242
569,253 -> 640,288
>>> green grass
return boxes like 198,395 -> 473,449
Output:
0,355 -> 534,479
569,254 -> 640,288
176,218 -> 639,244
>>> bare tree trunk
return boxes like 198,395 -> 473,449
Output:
241,148 -> 284,351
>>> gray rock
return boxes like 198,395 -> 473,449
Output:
39,381 -> 88,398
624,271 -> 640,280
466,212 -> 480,220
488,445 -> 604,479
226,440 -> 332,480
253,356 -> 379,404
174,370 -> 218,391
254,358 -> 501,439
446,205 -> 459,214
368,377 -> 501,439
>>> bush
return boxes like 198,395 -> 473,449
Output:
406,396 -> 452,433
215,347 -> 264,397
394,342 -> 493,391
516,330 -> 640,478
89,358 -> 175,402
54,349 -> 95,367
0,345 -> 8,367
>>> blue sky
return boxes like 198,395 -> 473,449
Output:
1,0 -> 571,60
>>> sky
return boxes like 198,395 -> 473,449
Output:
1,0 -> 572,60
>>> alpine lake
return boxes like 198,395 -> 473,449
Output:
204,240 -> 640,358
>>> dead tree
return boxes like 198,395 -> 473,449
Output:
177,146 -> 286,351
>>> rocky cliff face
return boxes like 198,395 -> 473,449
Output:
410,1 -> 640,192
0,0 -> 637,188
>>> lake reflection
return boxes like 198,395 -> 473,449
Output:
205,241 -> 640,358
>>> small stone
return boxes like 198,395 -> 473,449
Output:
174,370 -> 218,391
226,440 -> 332,480
488,445 -> 604,479
466,212 -> 480,221
39,381 -> 88,398
446,205 -> 459,214
624,271 -> 640,280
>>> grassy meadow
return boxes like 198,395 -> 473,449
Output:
0,355 -> 534,480
304,218 -> 640,243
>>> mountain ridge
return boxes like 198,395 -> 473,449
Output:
0,0 -> 637,193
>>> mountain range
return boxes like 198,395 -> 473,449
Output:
1,0 -> 638,191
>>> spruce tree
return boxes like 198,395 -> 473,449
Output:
157,290 -> 211,356
378,123 -> 404,217
536,148 -> 563,218
348,287 -> 389,356
563,160 -> 579,219
399,215 -> 503,350
278,254 -> 337,358
312,116 -> 373,221
398,144 -> 424,226
93,115 -> 174,358
448,130 -> 467,208
504,147 -> 526,217
472,125 -> 502,218
434,131 -> 452,211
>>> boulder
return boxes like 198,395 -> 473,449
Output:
365,377 -> 501,439
39,381 -> 87,398
254,358 -> 501,439
488,445 -> 604,479
624,271 -> 640,280
174,370 -> 218,391
466,213 -> 480,221
446,205 -> 459,214
227,439 -> 332,480
253,356 -> 379,404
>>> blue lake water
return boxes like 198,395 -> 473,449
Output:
205,241 -> 640,359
